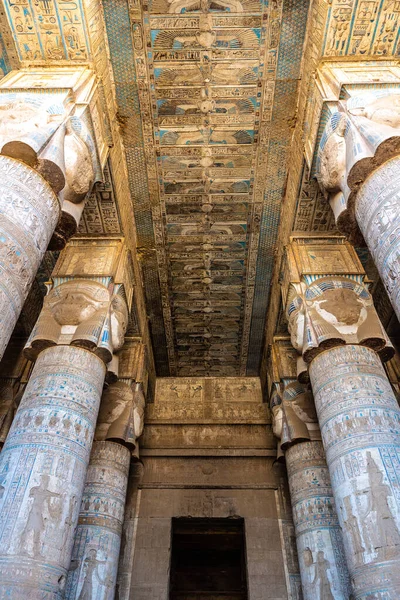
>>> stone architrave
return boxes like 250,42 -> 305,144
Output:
283,238 -> 400,599
316,90 -> 400,322
66,342 -> 146,600
0,239 -> 132,599
0,68 -> 108,364
270,378 -> 351,600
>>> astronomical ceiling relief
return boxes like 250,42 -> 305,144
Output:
1,0 -> 399,376
103,0 -> 309,376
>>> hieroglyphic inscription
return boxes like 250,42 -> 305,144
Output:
310,345 -> 400,599
0,347 -> 106,598
66,442 -> 130,600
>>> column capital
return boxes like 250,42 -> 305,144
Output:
0,68 -> 111,247
281,237 -> 393,363
25,238 -> 134,363
270,380 -> 319,455
269,339 -> 320,456
313,81 -> 400,244
305,60 -> 400,167
95,339 -> 147,454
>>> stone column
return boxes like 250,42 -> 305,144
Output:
0,68 -> 106,363
65,343 -> 146,600
283,239 -> 400,599
116,461 -> 144,600
270,378 -> 350,599
355,156 -> 400,322
66,440 -> 131,600
0,155 -> 60,360
309,345 -> 400,599
316,91 -> 400,321
0,338 -> 33,449
0,239 -> 131,599
0,346 -> 105,598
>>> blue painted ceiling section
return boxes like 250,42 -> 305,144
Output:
103,0 -> 310,376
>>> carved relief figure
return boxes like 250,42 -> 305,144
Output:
25,281 -> 128,362
19,474 -> 62,557
365,452 -> 400,558
348,93 -> 400,128
62,122 -> 95,204
312,551 -> 335,600
318,116 -> 347,195
76,549 -> 110,600
342,495 -> 365,561
0,101 -> 61,162
287,278 -> 390,362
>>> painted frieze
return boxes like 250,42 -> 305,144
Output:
322,0 -> 400,58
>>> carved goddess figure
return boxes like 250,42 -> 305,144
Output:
364,452 -> 400,558
76,549 -> 110,600
19,473 -> 61,557
348,93 -> 400,129
312,551 -> 335,600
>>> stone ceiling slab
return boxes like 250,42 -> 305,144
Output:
103,0 -> 309,376
2,0 -> 400,376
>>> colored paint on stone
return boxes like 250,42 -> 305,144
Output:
356,155 -> 400,324
285,441 -> 351,600
0,156 -> 60,361
310,345 -> 400,600
0,346 -> 106,599
65,441 -> 130,600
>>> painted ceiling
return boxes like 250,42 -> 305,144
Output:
103,0 -> 309,376
0,0 -> 400,376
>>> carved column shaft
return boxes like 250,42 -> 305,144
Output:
285,441 -> 351,600
0,238 -> 131,599
65,441 -> 130,600
355,155 -> 400,322
116,461 -> 144,599
0,156 -> 60,360
270,371 -> 350,600
66,343 -> 146,600
0,346 -> 106,599
309,345 -> 400,600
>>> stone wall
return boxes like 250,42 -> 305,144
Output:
121,377 -> 300,600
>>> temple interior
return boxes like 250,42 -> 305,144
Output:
0,0 -> 400,598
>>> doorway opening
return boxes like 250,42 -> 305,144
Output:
169,517 -> 248,600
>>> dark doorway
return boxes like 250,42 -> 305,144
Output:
169,518 -> 248,600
